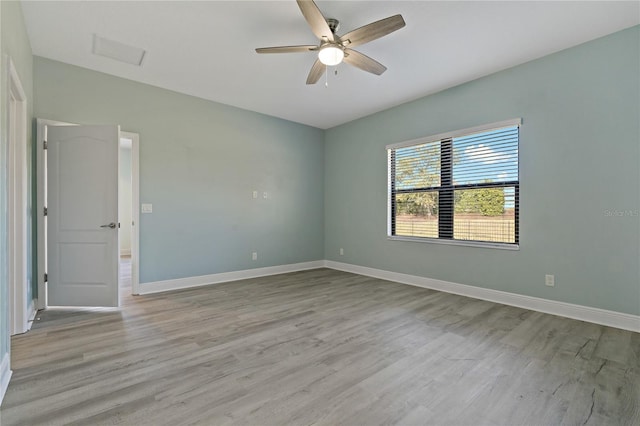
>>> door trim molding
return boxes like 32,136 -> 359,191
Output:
0,352 -> 12,406
7,58 -> 29,335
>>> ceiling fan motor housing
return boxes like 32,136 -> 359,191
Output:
326,18 -> 340,34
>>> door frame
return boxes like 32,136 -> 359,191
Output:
7,58 -> 31,335
36,120 -> 141,308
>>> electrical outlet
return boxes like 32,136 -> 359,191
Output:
545,274 -> 555,287
252,252 -> 258,261
339,248 -> 344,256
263,192 -> 268,199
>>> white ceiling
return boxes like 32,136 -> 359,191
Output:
21,1 -> 639,129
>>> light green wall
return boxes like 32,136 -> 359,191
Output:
0,5 -> 636,409
1,0 -> 33,373
33,57 -> 325,284
324,26 -> 640,315
21,21 -> 640,319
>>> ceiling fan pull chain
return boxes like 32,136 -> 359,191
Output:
325,65 -> 338,88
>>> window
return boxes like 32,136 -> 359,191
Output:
387,119 -> 520,247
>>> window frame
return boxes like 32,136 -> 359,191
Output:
387,119 -> 521,250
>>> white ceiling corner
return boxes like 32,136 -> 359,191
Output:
21,1 -> 640,129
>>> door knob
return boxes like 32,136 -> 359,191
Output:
100,222 -> 117,229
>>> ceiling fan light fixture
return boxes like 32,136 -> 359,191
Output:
255,1 -> 406,84
318,45 -> 344,66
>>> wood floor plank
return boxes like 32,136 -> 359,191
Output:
0,263 -> 637,425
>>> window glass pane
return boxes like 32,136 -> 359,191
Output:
453,127 -> 518,186
389,122 -> 519,246
454,187 -> 516,243
394,192 -> 439,238
395,141 -> 441,190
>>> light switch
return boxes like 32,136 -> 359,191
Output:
252,190 -> 258,199
141,203 -> 153,213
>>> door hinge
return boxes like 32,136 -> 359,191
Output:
43,140 -> 48,150
118,222 -> 121,229
44,207 -> 48,216
44,273 -> 48,282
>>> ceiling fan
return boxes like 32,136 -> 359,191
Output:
256,0 -> 406,84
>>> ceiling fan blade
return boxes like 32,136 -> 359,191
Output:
256,45 -> 317,54
296,0 -> 334,42
306,58 -> 326,84
343,49 -> 387,75
340,15 -> 406,48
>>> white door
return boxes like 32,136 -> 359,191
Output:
47,125 -> 120,307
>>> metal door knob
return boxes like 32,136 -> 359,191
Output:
100,222 -> 117,229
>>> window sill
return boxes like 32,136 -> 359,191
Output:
387,235 -> 520,251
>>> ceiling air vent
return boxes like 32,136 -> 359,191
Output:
92,34 -> 146,66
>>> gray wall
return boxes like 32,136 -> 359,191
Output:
1,0 -> 34,375
34,57 -> 325,284
324,26 -> 640,315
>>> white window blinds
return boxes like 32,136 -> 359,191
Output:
388,120 -> 520,245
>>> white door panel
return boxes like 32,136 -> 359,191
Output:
47,125 -> 120,307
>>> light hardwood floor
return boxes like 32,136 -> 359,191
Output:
1,264 -> 638,425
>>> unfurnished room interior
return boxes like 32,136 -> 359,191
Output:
0,1 -> 639,425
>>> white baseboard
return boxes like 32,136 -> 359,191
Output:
0,352 -> 12,407
26,299 -> 37,332
120,249 -> 131,256
136,258 -> 639,332
324,260 -> 640,333
139,261 -> 325,295
12,298 -> 37,336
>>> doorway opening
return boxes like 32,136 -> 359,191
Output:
118,133 -> 140,295
36,120 -> 140,309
